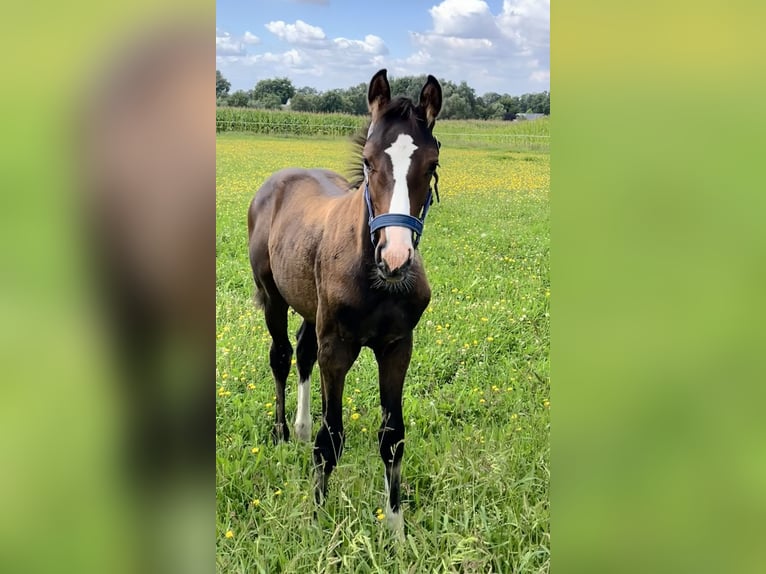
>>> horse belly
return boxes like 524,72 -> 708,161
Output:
270,245 -> 319,321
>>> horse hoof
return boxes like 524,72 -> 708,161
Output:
271,424 -> 289,444
386,506 -> 406,541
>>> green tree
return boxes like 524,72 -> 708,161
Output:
254,93 -> 283,109
485,101 -> 506,120
319,90 -> 345,113
442,94 -> 470,119
252,77 -> 295,105
344,82 -> 369,115
227,90 -> 249,107
498,95 -> 521,118
295,86 -> 319,96
216,70 -> 231,100
289,93 -> 319,112
389,75 -> 428,101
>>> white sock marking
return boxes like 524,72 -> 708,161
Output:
383,461 -> 405,538
386,500 -> 405,538
294,378 -> 311,442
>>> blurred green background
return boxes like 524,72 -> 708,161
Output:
553,1 -> 766,572
1,2 -> 212,574
1,1 -> 765,573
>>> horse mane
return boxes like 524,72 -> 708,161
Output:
347,97 -> 423,190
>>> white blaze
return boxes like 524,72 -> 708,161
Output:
382,133 -> 418,271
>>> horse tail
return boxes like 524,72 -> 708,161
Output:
252,286 -> 266,310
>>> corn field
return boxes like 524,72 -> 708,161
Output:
215,107 -> 550,152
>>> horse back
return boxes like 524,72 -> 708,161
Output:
248,168 -> 352,319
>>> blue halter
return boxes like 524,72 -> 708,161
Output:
363,165 -> 438,249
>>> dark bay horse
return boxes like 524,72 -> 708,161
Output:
247,69 -> 442,535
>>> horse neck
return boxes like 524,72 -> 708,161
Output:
349,182 -> 376,262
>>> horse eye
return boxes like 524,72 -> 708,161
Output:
363,157 -> 372,170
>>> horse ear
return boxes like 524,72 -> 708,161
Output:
419,75 -> 442,128
368,69 -> 390,120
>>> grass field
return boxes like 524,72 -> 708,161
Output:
216,131 -> 550,572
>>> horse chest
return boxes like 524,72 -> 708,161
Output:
334,295 -> 426,346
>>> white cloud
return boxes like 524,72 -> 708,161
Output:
243,31 -> 260,45
396,0 -> 549,93
430,0 -> 500,38
412,32 -> 494,55
497,0 -> 550,51
265,20 -> 326,45
218,20 -> 393,90
333,34 -> 388,55
217,3 -> 548,95
215,30 -> 245,56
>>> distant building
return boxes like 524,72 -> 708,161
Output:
516,113 -> 546,121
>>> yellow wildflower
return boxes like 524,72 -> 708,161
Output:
251,447 -> 260,454
351,413 -> 361,421
252,499 -> 260,507
224,530 -> 234,539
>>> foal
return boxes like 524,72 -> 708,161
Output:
248,69 -> 442,534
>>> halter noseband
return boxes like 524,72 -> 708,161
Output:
363,164 -> 439,250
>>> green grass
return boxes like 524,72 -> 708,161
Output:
216,133 -> 550,572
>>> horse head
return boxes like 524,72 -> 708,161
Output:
362,69 -> 442,286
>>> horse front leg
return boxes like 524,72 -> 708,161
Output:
374,334 -> 413,539
313,333 -> 360,504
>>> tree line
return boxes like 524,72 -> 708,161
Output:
216,70 -> 549,121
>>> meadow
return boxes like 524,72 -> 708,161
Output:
216,125 -> 550,572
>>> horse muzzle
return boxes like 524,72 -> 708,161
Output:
375,238 -> 413,281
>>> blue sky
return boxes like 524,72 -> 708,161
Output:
216,0 -> 549,96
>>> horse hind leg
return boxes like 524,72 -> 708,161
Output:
293,320 -> 317,442
263,293 -> 293,444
